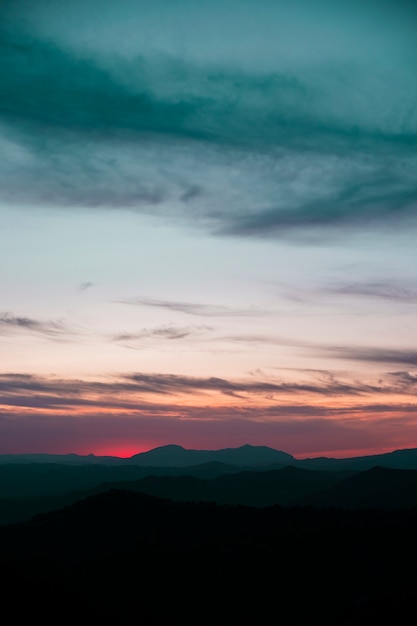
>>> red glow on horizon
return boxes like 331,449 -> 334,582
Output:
90,443 -> 159,458
2,436 -> 415,460
83,439 -> 414,460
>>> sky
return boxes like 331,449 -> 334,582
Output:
1,0 -> 417,458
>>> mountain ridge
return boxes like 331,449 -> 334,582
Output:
3,443 -> 417,470
0,443 -> 294,466
2,485 -> 416,625
4,463 -> 417,526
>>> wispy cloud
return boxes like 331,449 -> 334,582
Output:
124,371 -> 383,398
223,332 -> 417,371
327,347 -> 417,368
111,324 -> 212,346
2,385 -> 417,457
118,296 -> 268,318
0,312 -> 74,340
385,371 -> 417,392
78,282 -> 94,292
0,369 -> 400,413
323,280 -> 417,304
274,278 -> 417,311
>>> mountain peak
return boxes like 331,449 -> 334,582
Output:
128,444 -> 294,468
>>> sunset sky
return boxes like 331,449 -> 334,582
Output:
1,0 -> 417,458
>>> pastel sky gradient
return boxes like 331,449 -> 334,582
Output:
1,0 -> 417,458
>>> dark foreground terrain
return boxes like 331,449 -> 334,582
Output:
1,488 -> 417,625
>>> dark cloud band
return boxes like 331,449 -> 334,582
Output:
1,2 -> 416,239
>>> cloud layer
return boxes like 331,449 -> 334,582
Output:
2,1 -> 417,457
1,369 -> 417,457
0,367 -> 415,411
1,0 -> 416,239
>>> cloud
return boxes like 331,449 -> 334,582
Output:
323,280 -> 417,303
275,278 -> 417,311
0,370 -> 390,413
111,324 -> 212,346
224,332 -> 417,371
218,180 -> 417,239
124,372 -> 383,398
1,368 -> 417,455
78,282 -> 94,292
2,397 -> 417,457
326,347 -> 417,367
0,312 -> 73,340
0,373 -> 409,436
384,371 -> 417,393
0,1 -> 416,240
118,297 -> 268,318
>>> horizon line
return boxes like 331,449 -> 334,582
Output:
0,443 -> 414,461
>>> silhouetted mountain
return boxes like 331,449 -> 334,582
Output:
128,443 -> 295,467
4,443 -> 417,471
5,445 -> 417,526
295,447 -> 417,471
117,465 -> 353,507
0,462 -> 155,499
0,464 -> 352,525
2,489 -> 417,625
0,444 -> 294,467
302,466 -> 417,509
0,460 -> 243,501
5,459 -> 417,526
4,444 -> 417,471
0,452 -> 122,465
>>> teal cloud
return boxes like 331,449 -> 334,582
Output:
1,0 -> 417,238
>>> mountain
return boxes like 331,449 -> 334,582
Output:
128,443 -> 294,467
0,458 -> 260,501
1,489 -> 417,625
296,447 -> 417,471
0,452 -> 122,465
302,466 -> 417,509
4,444 -> 417,470
0,443 -> 294,467
4,444 -> 417,526
0,464 -> 352,525
4,444 -> 417,472
5,463 -> 417,526
78,466 -> 354,508
0,445 -> 417,525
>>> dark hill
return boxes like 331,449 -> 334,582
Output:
2,490 -> 417,625
0,464 -> 352,525
296,447 -> 417,471
5,463 -> 417,526
304,466 -> 417,509
117,465 -> 352,507
0,459 -> 243,501
5,444 -> 417,472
